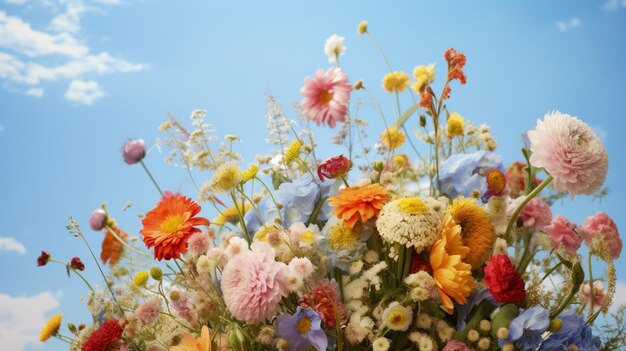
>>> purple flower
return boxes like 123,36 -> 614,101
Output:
122,139 -> 146,164
438,150 -> 504,200
539,309 -> 600,351
277,307 -> 327,351
500,307 -> 549,351
89,209 -> 107,231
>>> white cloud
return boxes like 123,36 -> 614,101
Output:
611,280 -> 626,314
603,0 -> 626,11
65,79 -> 104,104
557,17 -> 582,32
0,236 -> 26,254
0,1 -> 146,103
0,291 -> 60,351
25,87 -> 43,97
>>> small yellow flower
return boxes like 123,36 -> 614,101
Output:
392,154 -> 409,168
354,80 -> 364,90
382,71 -> 410,93
241,164 -> 259,182
447,112 -> 465,138
357,21 -> 368,35
380,125 -> 405,150
283,140 -> 301,164
133,271 -> 149,287
327,220 -> 362,251
213,202 -> 252,226
206,162 -> 242,194
40,313 -> 62,342
158,120 -> 172,131
412,64 -> 436,92
397,198 -> 428,215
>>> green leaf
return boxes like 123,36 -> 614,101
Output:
395,104 -> 418,128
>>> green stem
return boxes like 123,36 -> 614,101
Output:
49,259 -> 94,291
588,251 -> 594,316
254,176 -> 283,222
230,191 -> 251,243
140,160 -> 164,197
105,225 -> 151,258
539,261 -> 563,284
505,175 -> 553,238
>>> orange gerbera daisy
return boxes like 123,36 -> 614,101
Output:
430,214 -> 475,311
141,195 -> 210,261
329,184 -> 388,228
101,227 -> 127,266
170,326 -> 212,351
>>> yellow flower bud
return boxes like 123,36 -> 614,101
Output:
357,21 -> 368,35
133,271 -> 149,287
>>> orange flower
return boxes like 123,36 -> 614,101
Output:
141,195 -> 210,261
170,326 -> 212,351
430,214 -> 475,311
101,228 -> 127,266
329,184 -> 388,228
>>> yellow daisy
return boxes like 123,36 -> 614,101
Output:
213,202 -> 251,226
40,312 -> 62,342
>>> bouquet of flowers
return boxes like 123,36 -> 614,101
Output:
37,21 -> 625,351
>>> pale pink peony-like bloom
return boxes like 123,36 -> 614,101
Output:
544,215 -> 582,256
582,212 -> 622,259
134,297 -> 161,325
507,196 -> 552,231
582,280 -> 607,307
187,232 -> 212,256
288,257 -> 314,279
528,111 -> 608,196
442,340 -> 471,351
300,68 -> 352,128
221,242 -> 288,324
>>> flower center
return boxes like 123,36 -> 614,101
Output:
297,317 -> 311,334
160,215 -> 183,233
328,225 -> 360,251
397,198 -> 428,215
301,231 -> 315,244
319,90 -> 333,105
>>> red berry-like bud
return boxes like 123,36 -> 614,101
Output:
70,257 -> 85,271
317,155 -> 352,182
37,251 -> 51,266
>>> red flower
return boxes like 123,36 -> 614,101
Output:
484,254 -> 526,304
37,251 -> 50,266
70,257 -> 85,271
482,169 -> 507,202
82,320 -> 125,351
409,252 -> 432,274
419,91 -> 433,108
300,280 -> 346,328
317,155 -> 352,181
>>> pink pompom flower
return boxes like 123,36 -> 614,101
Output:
187,232 -> 212,256
300,68 -> 352,128
544,215 -> 582,256
508,197 -> 552,231
89,208 -> 108,231
442,340 -> 471,351
582,212 -> 622,259
528,111 -> 608,196
122,139 -> 146,165
134,297 -> 161,325
221,242 -> 288,324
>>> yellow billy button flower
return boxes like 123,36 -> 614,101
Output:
133,271 -> 149,287
283,140 -> 302,164
357,21 -> 368,35
40,313 -> 62,342
412,64 -> 436,92
382,71 -> 410,93
380,125 -> 405,150
241,164 -> 259,182
447,112 -> 465,138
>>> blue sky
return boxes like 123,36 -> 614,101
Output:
1,1 -> 625,350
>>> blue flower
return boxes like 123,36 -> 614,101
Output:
455,288 -> 497,330
277,307 -> 328,351
539,309 -> 601,351
500,307 -> 550,351
438,150 -> 504,199
244,174 -> 338,234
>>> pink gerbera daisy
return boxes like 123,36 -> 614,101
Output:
300,68 -> 352,128
528,111 -> 608,196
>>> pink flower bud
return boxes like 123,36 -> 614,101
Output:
122,139 -> 146,164
317,155 -> 352,181
89,209 -> 107,231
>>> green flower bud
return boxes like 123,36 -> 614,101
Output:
67,323 -> 77,333
373,160 -> 384,172
150,267 -> 162,281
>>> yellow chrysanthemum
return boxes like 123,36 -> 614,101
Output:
447,112 -> 465,138
171,325 -> 213,351
40,312 -> 62,342
283,140 -> 302,164
382,71 -> 410,93
213,202 -> 251,226
357,21 -> 368,35
206,162 -> 242,194
412,64 -> 436,92
447,198 -> 495,269
380,125 -> 405,150
430,215 -> 475,311
241,165 -> 259,182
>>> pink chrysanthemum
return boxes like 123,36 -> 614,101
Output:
544,215 -> 582,256
221,242 -> 288,324
187,232 -> 212,256
528,111 -> 608,196
300,68 -> 352,128
134,297 -> 161,325
507,197 -> 552,231
288,257 -> 314,279
582,212 -> 622,259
